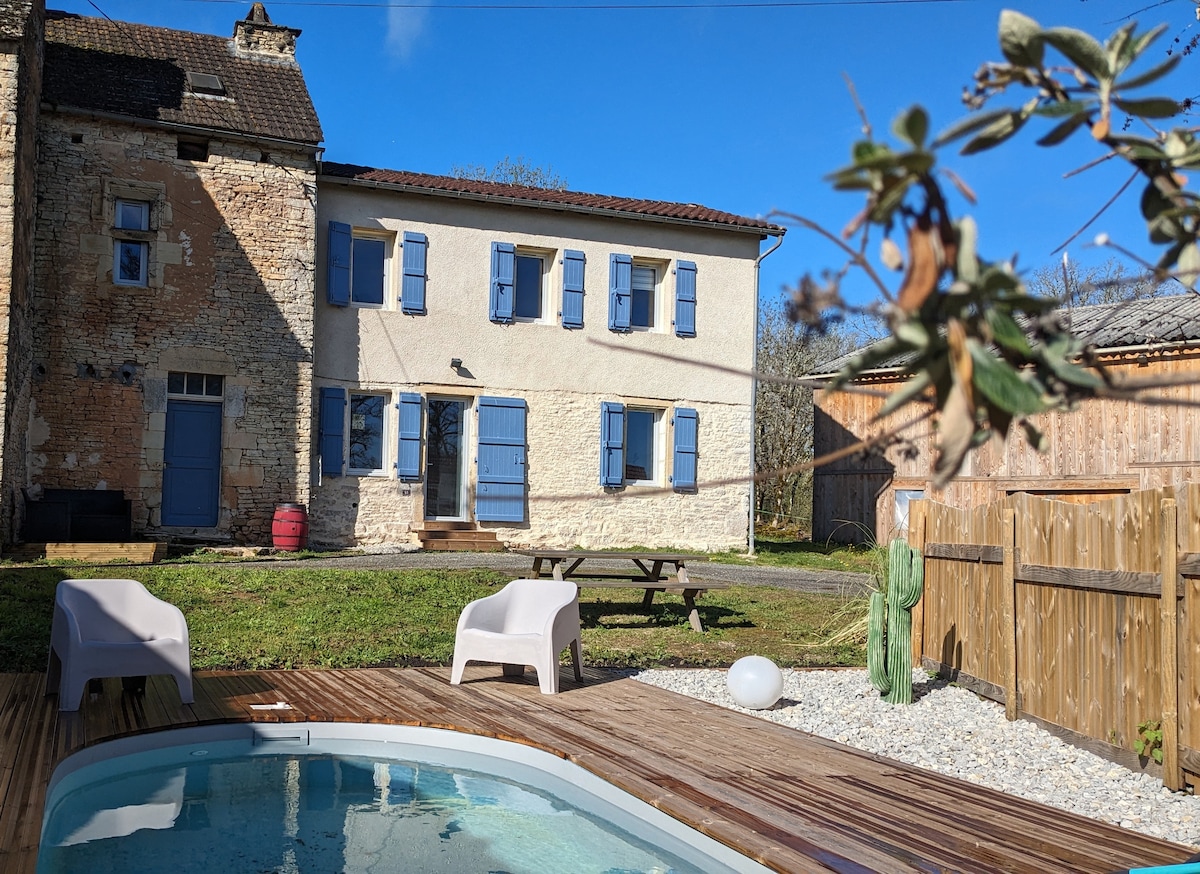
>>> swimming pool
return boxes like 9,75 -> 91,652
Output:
38,722 -> 770,874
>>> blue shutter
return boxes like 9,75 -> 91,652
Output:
674,260 -> 697,338
608,254 -> 632,331
671,407 -> 698,491
396,392 -> 422,481
490,242 -> 515,323
476,396 -> 526,522
400,232 -> 427,315
561,249 -> 585,329
327,221 -> 351,307
600,401 -> 626,487
318,387 -> 346,477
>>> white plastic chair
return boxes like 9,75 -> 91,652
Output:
46,578 -> 194,711
450,579 -> 583,694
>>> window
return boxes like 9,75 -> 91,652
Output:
600,402 -> 665,487
114,199 -> 149,286
167,371 -> 223,398
895,489 -> 925,533
490,242 -> 550,323
609,254 -> 666,332
177,138 -> 209,161
514,253 -> 545,320
631,265 -> 657,329
352,236 -> 389,306
327,222 -> 395,309
348,393 -> 387,474
624,408 -> 662,483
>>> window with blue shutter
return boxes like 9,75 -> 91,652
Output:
674,260 -> 697,338
490,242 -> 516,323
476,396 -> 526,522
608,254 -> 632,331
561,249 -> 585,329
327,221 -> 351,307
671,407 -> 698,491
396,392 -> 422,481
400,232 -> 427,315
600,401 -> 626,487
318,386 -> 346,477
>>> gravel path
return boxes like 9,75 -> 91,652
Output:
634,667 -> 1200,850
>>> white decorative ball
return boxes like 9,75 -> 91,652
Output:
726,656 -> 784,710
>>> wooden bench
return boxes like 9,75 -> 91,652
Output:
515,549 -> 723,632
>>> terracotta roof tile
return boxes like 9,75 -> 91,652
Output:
43,10 -> 322,145
320,162 -> 783,233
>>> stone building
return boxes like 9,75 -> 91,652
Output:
312,166 -> 782,552
0,1 -> 781,551
0,1 -> 322,546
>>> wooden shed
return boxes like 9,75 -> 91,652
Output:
809,294 -> 1200,544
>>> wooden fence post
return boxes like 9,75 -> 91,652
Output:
1003,509 -> 1018,722
1161,498 -> 1181,791
909,500 -> 927,665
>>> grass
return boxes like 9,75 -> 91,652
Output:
0,564 -> 866,674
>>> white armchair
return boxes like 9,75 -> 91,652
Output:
47,578 -> 194,712
450,579 -> 583,694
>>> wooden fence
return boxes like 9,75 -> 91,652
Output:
910,484 -> 1200,790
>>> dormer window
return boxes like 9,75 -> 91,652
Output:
186,71 -> 225,96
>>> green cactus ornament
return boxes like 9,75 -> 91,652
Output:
866,538 -> 924,704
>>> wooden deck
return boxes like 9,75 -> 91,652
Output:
2,665 -> 1194,873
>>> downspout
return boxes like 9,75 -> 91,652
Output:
748,231 -> 785,557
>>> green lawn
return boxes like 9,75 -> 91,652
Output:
0,564 -> 867,674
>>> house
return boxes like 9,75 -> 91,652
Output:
809,294 -> 1200,545
310,165 -> 781,551
0,1 -> 321,546
0,1 -> 781,552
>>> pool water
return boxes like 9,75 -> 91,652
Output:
38,724 -> 767,874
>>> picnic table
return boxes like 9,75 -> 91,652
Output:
514,549 -> 722,632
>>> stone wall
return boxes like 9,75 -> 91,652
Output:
0,0 -> 41,547
28,115 -> 316,543
308,388 -> 750,552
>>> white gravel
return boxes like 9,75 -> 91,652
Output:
633,667 -> 1200,849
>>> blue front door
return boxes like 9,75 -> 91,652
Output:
163,400 -> 221,527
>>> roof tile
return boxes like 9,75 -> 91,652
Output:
320,161 -> 783,233
43,10 -> 322,145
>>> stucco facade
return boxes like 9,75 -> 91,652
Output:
310,173 -> 776,551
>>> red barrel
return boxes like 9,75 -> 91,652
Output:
272,503 -> 309,551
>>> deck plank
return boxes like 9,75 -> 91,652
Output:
1,666 -> 1193,873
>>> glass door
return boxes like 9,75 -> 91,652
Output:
425,397 -> 468,519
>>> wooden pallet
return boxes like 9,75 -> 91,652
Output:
4,541 -> 167,563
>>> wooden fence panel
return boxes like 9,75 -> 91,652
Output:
919,486 -> 1200,784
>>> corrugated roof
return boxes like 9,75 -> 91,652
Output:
42,9 -> 322,145
812,293 -> 1200,376
320,162 -> 784,234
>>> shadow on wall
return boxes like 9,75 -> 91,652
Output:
810,407 -> 895,545
28,110 -> 313,544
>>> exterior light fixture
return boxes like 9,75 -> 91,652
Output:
450,358 -> 463,369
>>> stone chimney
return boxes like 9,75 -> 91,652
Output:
232,3 -> 300,62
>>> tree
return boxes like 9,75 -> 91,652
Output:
450,155 -> 568,190
784,9 -> 1200,488
1024,254 -> 1172,306
755,302 -> 856,533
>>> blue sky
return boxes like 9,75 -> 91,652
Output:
51,0 -> 1200,312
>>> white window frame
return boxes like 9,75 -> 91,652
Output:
513,248 -> 552,324
624,406 -> 665,486
347,391 -> 390,476
630,261 -> 662,332
113,199 -> 150,287
350,230 -> 394,310
166,371 -> 224,401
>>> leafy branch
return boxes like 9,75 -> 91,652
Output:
794,9 -> 1200,487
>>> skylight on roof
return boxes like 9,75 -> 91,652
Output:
186,71 -> 225,96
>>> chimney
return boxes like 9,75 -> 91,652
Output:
232,3 -> 300,62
